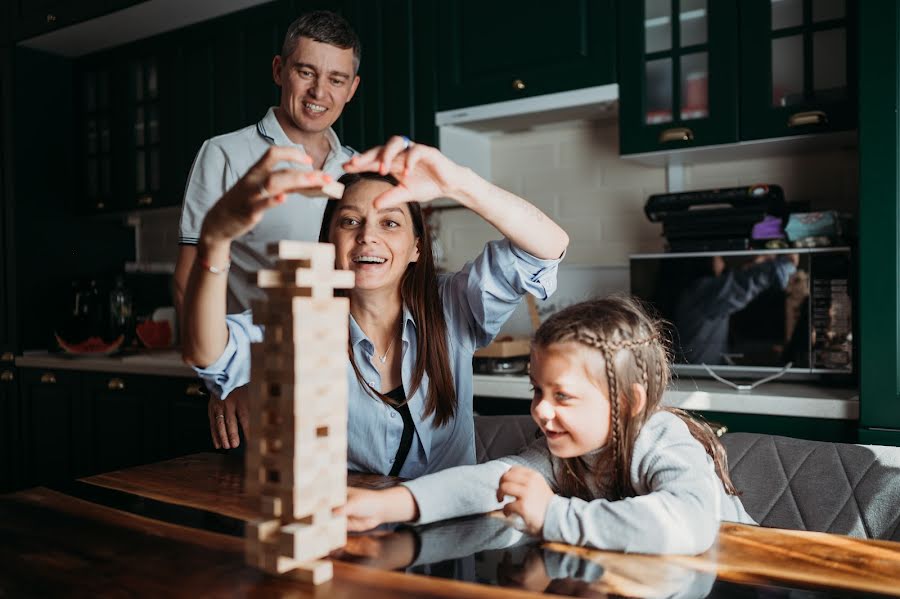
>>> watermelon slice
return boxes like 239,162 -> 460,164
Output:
55,333 -> 125,355
136,320 -> 172,349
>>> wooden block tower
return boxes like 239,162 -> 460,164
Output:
244,240 -> 355,585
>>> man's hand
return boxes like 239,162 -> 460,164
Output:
496,466 -> 555,536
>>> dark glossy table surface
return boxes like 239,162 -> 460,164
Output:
1,452 -> 898,598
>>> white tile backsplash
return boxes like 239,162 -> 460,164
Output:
435,117 -> 858,334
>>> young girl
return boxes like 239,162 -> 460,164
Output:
342,296 -> 756,555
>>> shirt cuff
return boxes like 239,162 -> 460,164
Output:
541,494 -> 574,544
192,329 -> 239,399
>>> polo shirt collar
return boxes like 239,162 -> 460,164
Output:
256,106 -> 341,157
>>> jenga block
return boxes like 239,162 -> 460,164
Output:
297,179 -> 344,200
285,559 -> 333,585
267,241 -> 335,265
261,495 -> 282,518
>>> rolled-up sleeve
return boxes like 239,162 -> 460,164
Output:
441,238 -> 562,349
193,310 -> 262,399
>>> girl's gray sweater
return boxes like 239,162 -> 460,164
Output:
402,411 -> 755,555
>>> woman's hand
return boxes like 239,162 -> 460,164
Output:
199,146 -> 332,245
342,136 -> 471,209
207,386 -> 250,449
496,466 -> 555,536
339,486 -> 419,531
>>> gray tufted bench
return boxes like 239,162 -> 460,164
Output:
473,415 -> 900,541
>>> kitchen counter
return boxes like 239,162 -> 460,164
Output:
473,374 -> 859,420
16,350 -> 195,378
14,352 -> 859,420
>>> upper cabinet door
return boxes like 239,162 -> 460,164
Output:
436,0 -> 616,110
740,0 -> 857,140
619,0 -> 739,155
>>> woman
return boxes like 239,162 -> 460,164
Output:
182,136 -> 569,477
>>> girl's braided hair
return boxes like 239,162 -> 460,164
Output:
533,295 -> 737,500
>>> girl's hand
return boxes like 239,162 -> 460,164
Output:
342,136 -> 470,209
339,486 -> 419,531
339,488 -> 390,532
200,146 -> 332,245
496,466 -> 555,536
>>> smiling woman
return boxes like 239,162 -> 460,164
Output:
181,137 -> 569,478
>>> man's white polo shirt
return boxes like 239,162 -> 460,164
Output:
178,106 -> 355,312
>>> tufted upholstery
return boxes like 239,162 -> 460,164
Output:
721,433 -> 900,541
474,415 -> 539,464
473,415 -> 900,541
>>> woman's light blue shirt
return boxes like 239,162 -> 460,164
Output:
195,238 -> 560,478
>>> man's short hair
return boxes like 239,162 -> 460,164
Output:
281,11 -> 361,74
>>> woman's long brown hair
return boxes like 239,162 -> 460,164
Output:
532,295 -> 738,500
318,172 -> 457,426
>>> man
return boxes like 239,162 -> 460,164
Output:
174,11 -> 360,448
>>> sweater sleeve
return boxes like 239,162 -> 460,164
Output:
541,412 -> 723,555
401,437 -> 556,525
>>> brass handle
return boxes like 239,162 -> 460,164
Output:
46,13 -> 57,23
96,202 -> 105,210
659,127 -> 695,143
108,378 -> 126,391
512,78 -> 526,91
137,195 -> 153,206
40,372 -> 57,384
1,352 -> 13,362
1,371 -> 13,382
185,383 -> 205,397
788,110 -> 828,127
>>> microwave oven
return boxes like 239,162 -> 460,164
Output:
629,247 -> 854,380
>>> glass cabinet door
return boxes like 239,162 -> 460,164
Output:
80,68 -> 113,213
130,57 -> 160,209
740,0 -> 857,140
620,0 -> 739,155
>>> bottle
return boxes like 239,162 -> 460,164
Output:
109,276 -> 134,345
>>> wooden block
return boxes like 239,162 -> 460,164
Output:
261,495 -> 282,518
294,180 -> 343,200
285,559 -> 333,585
267,241 -> 335,265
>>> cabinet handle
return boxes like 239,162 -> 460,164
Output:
96,201 -> 105,210
108,378 -> 126,391
787,110 -> 828,127
137,195 -> 153,207
46,13 -> 57,23
659,127 -> 695,143
185,383 -> 206,397
511,79 -> 526,91
1,371 -> 13,382
40,372 -> 57,384
1,352 -> 13,362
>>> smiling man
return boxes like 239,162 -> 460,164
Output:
175,10 -> 361,316
174,11 -> 360,450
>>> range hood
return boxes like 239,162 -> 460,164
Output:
435,83 -> 618,184
435,83 -> 618,133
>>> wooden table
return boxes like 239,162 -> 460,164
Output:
1,452 -> 898,598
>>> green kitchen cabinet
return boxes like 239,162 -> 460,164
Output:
619,0 -> 739,155
858,1 -> 900,446
335,0 -> 439,149
76,59 -> 117,214
19,368 -> 85,486
165,378 -> 214,458
0,47 -> 13,351
82,372 -> 165,474
0,361 -> 19,492
740,0 -> 857,141
435,0 -> 616,111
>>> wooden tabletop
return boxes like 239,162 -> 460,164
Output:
0,452 -> 897,598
